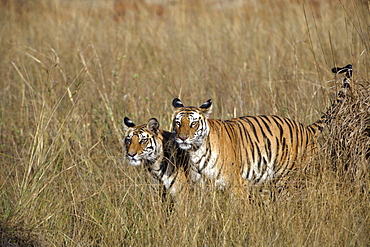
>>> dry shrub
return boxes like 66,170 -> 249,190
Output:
324,77 -> 370,182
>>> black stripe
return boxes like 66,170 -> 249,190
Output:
197,136 -> 213,173
274,136 -> 279,163
236,120 -> 254,162
260,157 -> 268,182
281,137 -> 288,171
284,118 -> 295,144
312,123 -> 324,132
266,137 -> 272,162
259,115 -> 273,136
251,116 -> 268,140
304,129 -> 310,148
242,117 -> 260,143
255,144 -> 261,171
167,172 -> 177,189
230,120 -> 249,162
241,118 -> 262,165
223,122 -> 234,143
298,123 -> 305,151
271,116 -> 284,140
290,120 -> 299,163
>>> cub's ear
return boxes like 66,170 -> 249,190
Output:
124,117 -> 136,129
147,118 -> 160,135
199,99 -> 212,117
172,98 -> 184,108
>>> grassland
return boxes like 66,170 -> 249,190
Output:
0,0 -> 369,246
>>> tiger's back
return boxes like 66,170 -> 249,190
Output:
206,116 -> 317,186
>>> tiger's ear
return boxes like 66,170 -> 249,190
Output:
199,99 -> 212,117
124,116 -> 136,130
172,98 -> 184,108
147,118 -> 160,135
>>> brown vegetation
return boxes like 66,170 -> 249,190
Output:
0,0 -> 369,246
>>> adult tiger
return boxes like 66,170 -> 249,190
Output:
171,65 -> 352,191
123,117 -> 189,200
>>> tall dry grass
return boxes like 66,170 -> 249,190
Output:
0,0 -> 369,246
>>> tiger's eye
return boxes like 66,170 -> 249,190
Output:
191,121 -> 198,128
140,138 -> 148,144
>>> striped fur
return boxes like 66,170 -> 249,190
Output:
171,65 -> 352,190
123,117 -> 189,200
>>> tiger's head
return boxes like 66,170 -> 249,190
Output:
123,117 -> 162,166
172,98 -> 212,150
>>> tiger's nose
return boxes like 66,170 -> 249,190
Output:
178,135 -> 187,141
127,152 -> 137,157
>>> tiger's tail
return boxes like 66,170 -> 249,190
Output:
309,64 -> 353,133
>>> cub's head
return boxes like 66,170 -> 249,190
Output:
172,98 -> 212,150
123,117 -> 162,166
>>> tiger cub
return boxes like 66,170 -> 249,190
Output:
171,65 -> 352,191
123,117 -> 189,200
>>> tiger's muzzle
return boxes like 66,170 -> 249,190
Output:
126,153 -> 142,166
176,137 -> 192,150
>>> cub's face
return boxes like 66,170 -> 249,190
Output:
123,117 -> 160,166
172,98 -> 212,150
